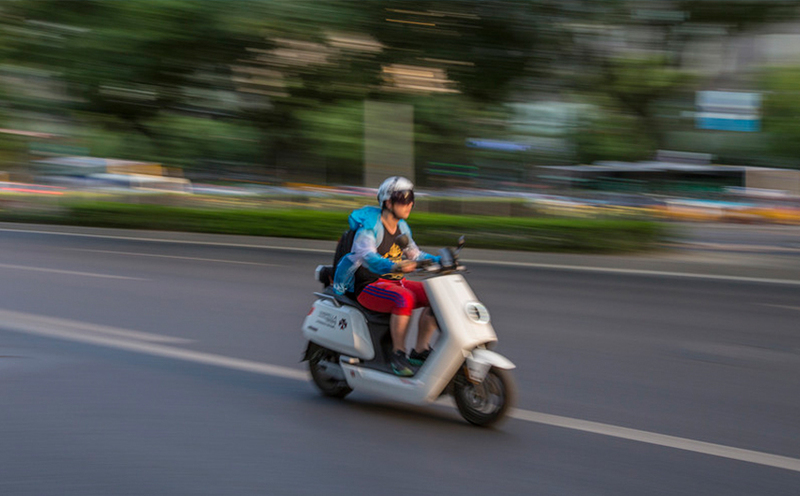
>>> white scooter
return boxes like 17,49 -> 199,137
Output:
301,237 -> 516,427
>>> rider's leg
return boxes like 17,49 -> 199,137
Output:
399,280 -> 437,353
390,313 -> 411,353
357,280 -> 416,353
358,281 -> 418,376
415,307 -> 437,352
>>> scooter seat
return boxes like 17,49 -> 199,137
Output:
322,288 -> 390,326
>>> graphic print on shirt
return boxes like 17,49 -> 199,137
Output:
352,226 -> 406,295
381,242 -> 403,280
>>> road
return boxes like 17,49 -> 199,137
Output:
669,222 -> 800,255
1,223 -> 799,495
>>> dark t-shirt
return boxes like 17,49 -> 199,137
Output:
352,227 -> 404,296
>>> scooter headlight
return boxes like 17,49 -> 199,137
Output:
465,302 -> 490,324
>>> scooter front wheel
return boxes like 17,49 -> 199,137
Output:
308,344 -> 352,399
453,367 -> 516,427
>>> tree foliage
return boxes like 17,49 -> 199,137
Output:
0,0 -> 798,181
761,66 -> 800,164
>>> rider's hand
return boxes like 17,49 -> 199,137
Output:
396,260 -> 417,273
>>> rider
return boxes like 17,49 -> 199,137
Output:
333,176 -> 440,376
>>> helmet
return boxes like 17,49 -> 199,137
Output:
377,176 -> 414,206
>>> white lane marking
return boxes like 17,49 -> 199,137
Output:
0,309 -> 193,344
672,242 -> 800,253
0,262 -> 144,280
464,259 -> 800,287
2,226 -> 799,286
0,227 -> 331,253
3,315 -> 799,475
510,409 -> 800,474
760,303 -> 800,312
1,311 -> 306,380
67,248 -> 279,267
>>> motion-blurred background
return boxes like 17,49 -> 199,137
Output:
1,1 -> 800,225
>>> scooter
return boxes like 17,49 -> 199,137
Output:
301,237 -> 516,427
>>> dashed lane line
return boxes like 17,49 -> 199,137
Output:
66,248 -> 280,267
0,262 -> 145,280
509,409 -> 800,474
0,309 -> 192,344
760,303 -> 800,312
0,227 -> 331,253
464,259 -> 800,287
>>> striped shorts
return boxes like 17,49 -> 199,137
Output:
357,279 -> 430,316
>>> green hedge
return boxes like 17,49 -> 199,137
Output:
0,201 -> 670,253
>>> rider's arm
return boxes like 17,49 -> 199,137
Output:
400,223 -> 441,264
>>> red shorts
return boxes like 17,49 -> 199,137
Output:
357,279 -> 429,316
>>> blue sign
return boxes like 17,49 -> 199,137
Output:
696,115 -> 760,132
466,139 -> 530,152
695,91 -> 761,133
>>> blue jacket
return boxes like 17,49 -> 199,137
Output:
332,206 -> 439,295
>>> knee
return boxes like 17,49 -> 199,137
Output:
421,306 -> 437,324
392,290 -> 416,316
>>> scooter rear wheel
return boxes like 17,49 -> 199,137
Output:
308,344 -> 352,399
453,367 -> 515,427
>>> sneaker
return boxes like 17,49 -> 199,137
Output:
408,348 -> 432,366
390,350 -> 414,377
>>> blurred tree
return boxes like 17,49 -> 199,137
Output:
9,0 -> 794,181
4,1 -> 264,135
761,66 -> 800,167
571,102 -> 655,164
367,1 -> 572,103
295,100 -> 364,183
593,55 -> 692,150
680,0 -> 798,30
411,94 -> 487,184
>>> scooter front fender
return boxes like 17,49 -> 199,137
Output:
465,349 -> 515,383
469,349 -> 515,370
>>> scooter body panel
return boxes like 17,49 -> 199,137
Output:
425,274 -> 498,350
302,299 -> 375,360
337,273 -> 506,404
340,331 -> 467,404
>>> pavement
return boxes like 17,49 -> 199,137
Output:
1,221 -> 799,283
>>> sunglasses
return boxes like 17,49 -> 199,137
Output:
390,190 -> 415,205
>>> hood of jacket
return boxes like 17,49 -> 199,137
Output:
348,205 -> 382,232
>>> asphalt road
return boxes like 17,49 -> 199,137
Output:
669,222 -> 800,255
1,224 -> 799,495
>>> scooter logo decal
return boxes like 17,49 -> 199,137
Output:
338,318 -> 348,330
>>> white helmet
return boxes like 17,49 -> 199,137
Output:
377,176 -> 414,206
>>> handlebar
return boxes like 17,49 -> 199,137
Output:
409,247 -> 465,275
398,236 -> 467,276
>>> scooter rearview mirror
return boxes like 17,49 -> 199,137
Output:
439,247 -> 455,268
455,235 -> 466,254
